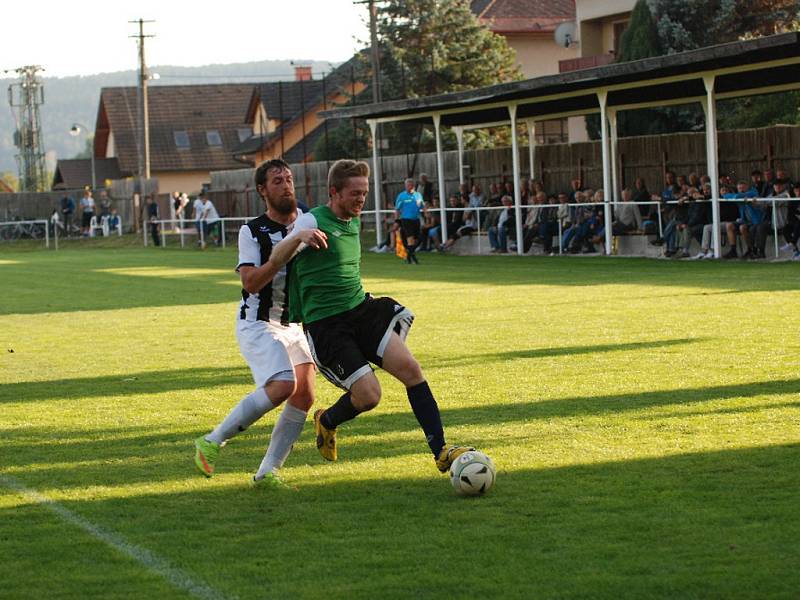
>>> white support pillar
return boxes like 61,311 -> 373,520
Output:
597,90 -> 613,256
434,114 -> 448,241
703,76 -> 722,258
527,120 -> 536,182
609,109 -> 619,204
368,119 -> 383,248
455,127 -> 465,186
509,105 -> 524,256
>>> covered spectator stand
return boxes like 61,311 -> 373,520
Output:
321,33 -> 800,257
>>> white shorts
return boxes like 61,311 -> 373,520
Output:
236,320 -> 314,388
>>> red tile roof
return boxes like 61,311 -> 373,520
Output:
96,84 -> 255,174
474,0 -> 575,33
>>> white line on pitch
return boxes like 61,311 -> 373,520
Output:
0,475 -> 232,600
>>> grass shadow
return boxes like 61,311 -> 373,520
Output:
424,337 -> 700,368
0,366 -> 252,403
3,444 -> 798,598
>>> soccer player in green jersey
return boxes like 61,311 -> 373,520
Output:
283,159 -> 473,474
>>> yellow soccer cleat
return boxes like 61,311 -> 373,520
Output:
194,436 -> 220,477
314,409 -> 337,461
435,444 -> 476,473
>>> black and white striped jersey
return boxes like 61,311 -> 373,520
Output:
236,212 -> 299,324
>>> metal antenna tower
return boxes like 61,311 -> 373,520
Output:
6,65 -> 48,191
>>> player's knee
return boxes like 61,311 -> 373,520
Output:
351,379 -> 381,411
288,383 -> 314,412
398,357 -> 424,386
265,379 -> 295,405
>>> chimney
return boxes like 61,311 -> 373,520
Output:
294,65 -> 312,81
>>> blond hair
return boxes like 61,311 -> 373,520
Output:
328,159 -> 370,193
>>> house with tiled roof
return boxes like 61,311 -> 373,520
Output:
472,0 -> 577,78
233,58 -> 368,166
94,83 -> 255,194
472,0 -> 635,143
52,158 -> 123,190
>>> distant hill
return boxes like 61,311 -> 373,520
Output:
0,59 -> 338,179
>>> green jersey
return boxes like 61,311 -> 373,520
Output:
287,205 -> 365,324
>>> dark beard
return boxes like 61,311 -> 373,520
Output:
268,194 -> 297,215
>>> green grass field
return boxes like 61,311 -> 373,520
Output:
1,244 -> 799,599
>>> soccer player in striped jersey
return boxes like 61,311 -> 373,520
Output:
284,159 -> 473,474
193,159 -> 327,488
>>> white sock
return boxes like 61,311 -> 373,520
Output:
207,387 -> 274,444
255,403 -> 307,479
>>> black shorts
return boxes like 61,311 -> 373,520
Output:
81,212 -> 94,227
400,219 -> 421,241
304,295 -> 415,390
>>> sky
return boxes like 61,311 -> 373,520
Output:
1,0 -> 370,78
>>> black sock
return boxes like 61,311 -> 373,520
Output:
407,381 -> 445,456
321,392 -> 361,429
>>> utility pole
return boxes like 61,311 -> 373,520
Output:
6,65 -> 47,191
368,0 -> 382,104
353,0 -> 382,104
130,20 -> 154,178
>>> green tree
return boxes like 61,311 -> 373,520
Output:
376,0 -> 520,99
366,0 -> 521,165
313,121 -> 370,162
618,0 -> 663,62
651,0 -> 798,53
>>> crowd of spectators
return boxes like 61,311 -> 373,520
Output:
379,167 -> 800,260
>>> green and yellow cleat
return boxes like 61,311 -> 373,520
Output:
250,472 -> 297,491
313,409 -> 337,461
194,436 -> 220,478
435,444 -> 476,473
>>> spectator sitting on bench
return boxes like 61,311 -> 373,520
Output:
441,194 -> 465,251
784,182 -> 800,259
693,185 -> 738,259
724,181 -> 759,259
108,208 -> 121,233
488,195 -> 515,253
561,190 -> 588,251
522,191 -> 547,253
487,183 -> 503,207
663,187 -> 694,258
585,190 -> 606,252
420,201 -> 441,251
611,188 -> 642,236
681,185 -> 710,259
752,178 -> 792,259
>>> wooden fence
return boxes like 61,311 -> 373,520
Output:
211,125 -> 800,218
3,125 -> 798,229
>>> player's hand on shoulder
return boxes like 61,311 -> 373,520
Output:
298,228 -> 328,249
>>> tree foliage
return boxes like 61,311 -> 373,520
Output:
618,0 -> 663,62
376,0 -> 520,99
312,121 -> 370,162
604,0 -> 800,138
650,0 -> 798,54
360,0 -> 521,164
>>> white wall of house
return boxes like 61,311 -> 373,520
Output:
156,171 -> 210,196
105,131 -> 115,159
505,33 -> 577,78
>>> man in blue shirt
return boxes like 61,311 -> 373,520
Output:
723,181 -> 759,259
395,178 -> 423,264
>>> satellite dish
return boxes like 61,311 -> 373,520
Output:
554,22 -> 577,48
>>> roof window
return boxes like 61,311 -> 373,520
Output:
174,131 -> 190,149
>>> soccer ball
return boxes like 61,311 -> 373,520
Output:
449,450 -> 496,496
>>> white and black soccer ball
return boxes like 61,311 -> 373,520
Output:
449,450 -> 496,496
